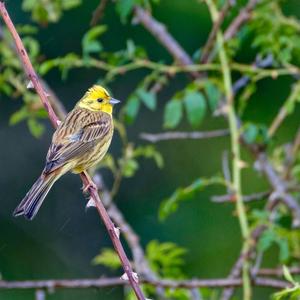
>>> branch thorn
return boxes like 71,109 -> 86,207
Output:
120,272 -> 139,283
113,225 -> 120,238
26,80 -> 34,89
86,198 -> 96,208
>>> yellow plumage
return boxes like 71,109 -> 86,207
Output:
14,85 -> 120,220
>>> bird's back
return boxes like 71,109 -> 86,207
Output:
46,107 -> 113,174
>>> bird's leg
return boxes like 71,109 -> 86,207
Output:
81,171 -> 97,194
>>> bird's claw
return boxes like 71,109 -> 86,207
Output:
82,181 -> 97,194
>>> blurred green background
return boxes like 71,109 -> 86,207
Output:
1,0 -> 300,299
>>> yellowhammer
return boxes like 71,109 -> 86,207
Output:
14,85 -> 120,220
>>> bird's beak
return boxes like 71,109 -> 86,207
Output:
109,98 -> 121,105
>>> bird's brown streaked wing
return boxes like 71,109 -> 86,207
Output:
44,112 -> 112,174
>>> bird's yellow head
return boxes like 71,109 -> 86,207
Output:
77,85 -> 120,114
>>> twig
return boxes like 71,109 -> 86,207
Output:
90,0 -> 108,26
224,0 -> 260,41
190,288 -> 203,300
212,190 -> 270,203
258,267 -> 300,277
220,225 -> 266,300
201,0 -> 231,63
48,54 -> 300,78
284,126 -> 300,179
251,251 -> 263,278
203,0 -> 260,63
292,126 -> 300,157
0,3 -> 145,299
140,129 -> 229,143
222,151 -> 232,194
80,173 -> 145,300
268,82 -> 300,138
133,6 -> 198,78
0,276 -> 292,290
256,152 -> 300,227
92,173 -> 166,298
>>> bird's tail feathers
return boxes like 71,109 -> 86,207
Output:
13,172 -> 59,220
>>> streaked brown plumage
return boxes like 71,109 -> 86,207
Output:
14,85 -> 120,220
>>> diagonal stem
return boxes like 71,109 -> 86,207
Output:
204,1 -> 251,299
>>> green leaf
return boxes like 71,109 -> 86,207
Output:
146,240 -> 187,278
39,53 -> 79,78
16,24 -> 38,35
84,41 -> 102,55
258,229 -> 277,252
159,176 -> 225,220
184,91 -> 206,127
22,0 -> 81,24
133,145 -> 164,168
124,96 -> 140,124
242,123 -> 269,145
273,285 -> 300,300
126,39 -> 136,59
137,88 -> 156,111
82,25 -> 107,57
27,118 -> 45,138
243,123 -> 258,144
39,60 -> 57,75
33,108 -> 48,119
92,248 -> 121,270
204,81 -> 221,111
163,99 -> 183,129
0,82 -> 13,96
116,0 -> 136,23
23,36 -> 40,59
121,158 -> 139,177
61,0 -> 82,10
9,107 -> 29,125
96,154 -> 117,174
258,228 -> 290,263
283,266 -> 296,284
277,239 -> 289,262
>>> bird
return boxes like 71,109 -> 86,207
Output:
13,85 -> 120,220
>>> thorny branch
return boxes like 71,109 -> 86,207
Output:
92,174 -> 165,298
0,3 -> 145,300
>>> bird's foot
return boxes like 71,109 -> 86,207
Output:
82,181 -> 97,194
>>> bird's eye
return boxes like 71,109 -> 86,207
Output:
97,98 -> 103,103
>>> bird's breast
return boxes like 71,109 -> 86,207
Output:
72,128 -> 113,174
